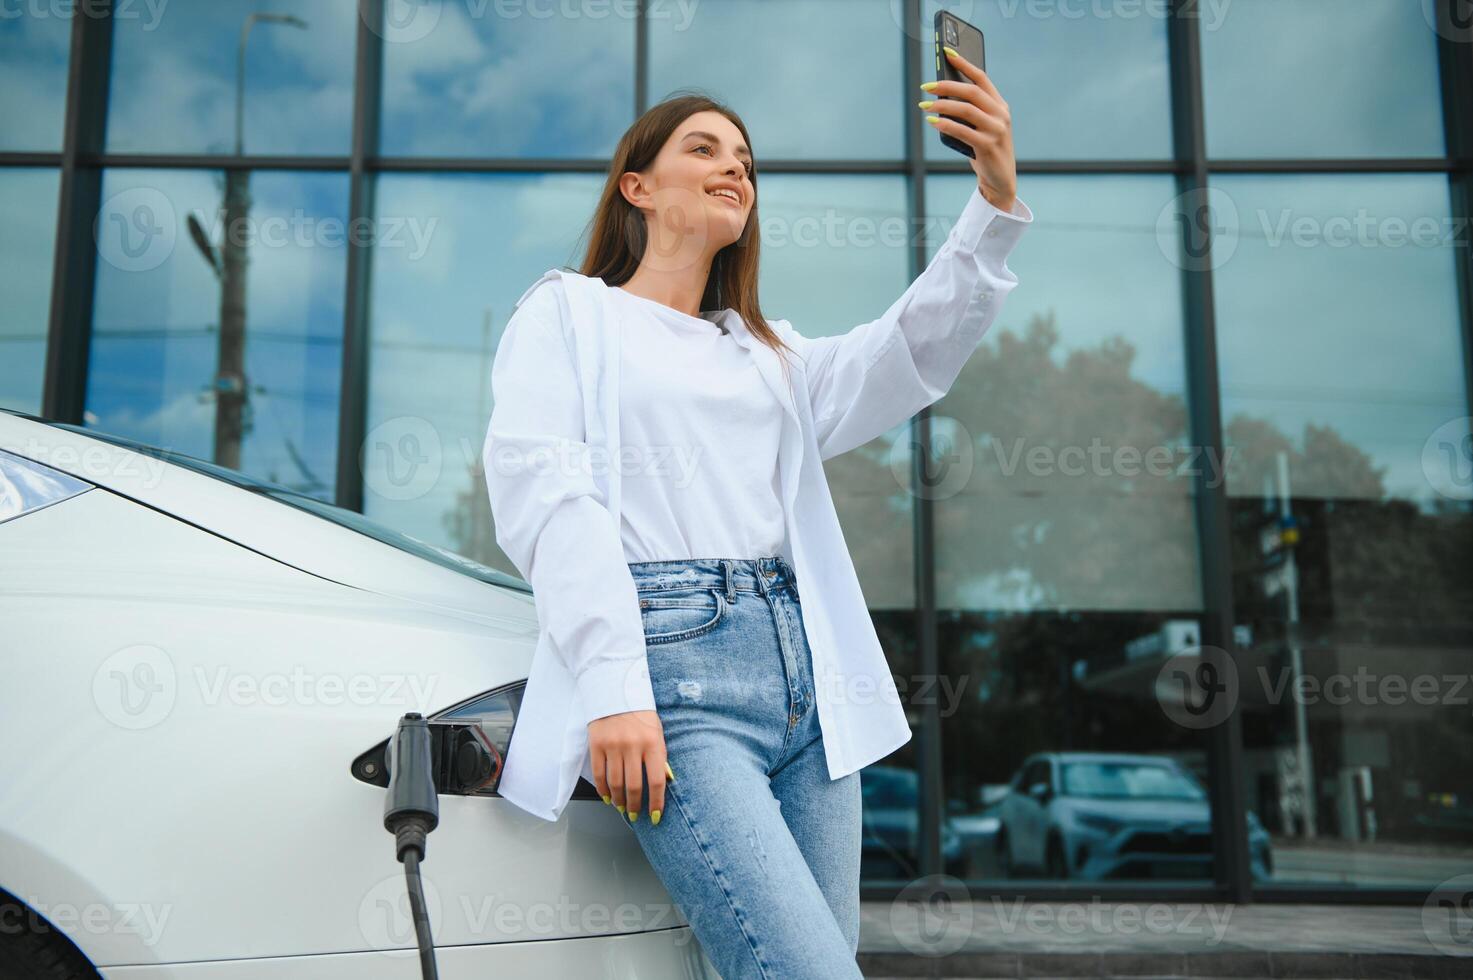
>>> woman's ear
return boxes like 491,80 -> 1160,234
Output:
618,171 -> 651,212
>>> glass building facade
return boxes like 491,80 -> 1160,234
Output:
3,0 -> 1470,902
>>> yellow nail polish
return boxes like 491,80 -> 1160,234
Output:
601,794 -> 611,805
918,100 -> 935,110
920,81 -> 938,92
926,115 -> 942,126
628,810 -> 639,823
615,803 -> 625,814
943,45 -> 958,58
665,762 -> 677,782
651,810 -> 662,826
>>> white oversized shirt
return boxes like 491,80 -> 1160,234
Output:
607,285 -> 787,562
483,186 -> 1034,822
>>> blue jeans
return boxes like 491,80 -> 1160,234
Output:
624,556 -> 864,980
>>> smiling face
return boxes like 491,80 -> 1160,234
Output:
640,110 -> 755,249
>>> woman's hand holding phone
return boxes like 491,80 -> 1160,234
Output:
921,47 -> 1018,213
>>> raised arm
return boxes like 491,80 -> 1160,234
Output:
481,286 -> 655,725
776,185 -> 1034,460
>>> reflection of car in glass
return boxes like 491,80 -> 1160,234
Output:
860,765 -> 963,877
0,408 -> 715,978
993,752 -> 1274,880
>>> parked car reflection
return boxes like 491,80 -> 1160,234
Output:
993,752 -> 1274,880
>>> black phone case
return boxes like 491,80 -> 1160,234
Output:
933,10 -> 987,160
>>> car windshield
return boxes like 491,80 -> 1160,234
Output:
20,412 -> 531,594
1060,761 -> 1206,801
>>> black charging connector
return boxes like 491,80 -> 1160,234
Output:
383,712 -> 440,980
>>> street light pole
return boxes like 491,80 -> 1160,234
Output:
212,12 -> 307,470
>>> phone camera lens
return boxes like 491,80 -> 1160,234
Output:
945,22 -> 957,45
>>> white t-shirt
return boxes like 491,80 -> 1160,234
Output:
609,285 -> 786,563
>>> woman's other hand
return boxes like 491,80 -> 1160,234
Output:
921,46 -> 1018,213
588,710 -> 674,825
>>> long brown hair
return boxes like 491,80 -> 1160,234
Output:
578,92 -> 799,387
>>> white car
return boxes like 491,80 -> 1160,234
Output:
0,407 -> 715,979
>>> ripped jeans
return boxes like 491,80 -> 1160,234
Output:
624,556 -> 864,980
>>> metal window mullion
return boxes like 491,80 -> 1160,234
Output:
903,0 -> 945,883
335,0 -> 384,512
1167,0 -> 1250,903
41,1 -> 113,424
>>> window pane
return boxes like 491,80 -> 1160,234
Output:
923,0 -> 1172,162
929,174 -> 1223,885
0,170 -> 60,414
1212,172 -> 1472,888
745,174 -> 921,880
364,172 -> 604,561
106,2 -> 356,155
1201,0 -> 1444,160
87,169 -> 349,499
379,1 -> 633,157
0,7 -> 70,151
649,0 -> 904,161
754,174 -> 915,609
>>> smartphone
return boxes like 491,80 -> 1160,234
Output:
933,10 -> 986,160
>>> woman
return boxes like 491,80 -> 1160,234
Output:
483,47 -> 1031,979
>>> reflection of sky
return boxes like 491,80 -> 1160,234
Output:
364,172 -> 605,542
1212,172 -> 1463,502
923,0 -> 1173,161
106,0 -> 356,155
1200,0 -> 1445,159
88,169 -> 348,497
0,11 -> 69,151
380,0 -> 634,156
649,0 -> 904,160
0,170 -> 60,414
928,172 -> 1188,398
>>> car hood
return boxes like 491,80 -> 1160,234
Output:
1062,797 -> 1210,826
0,412 -> 536,628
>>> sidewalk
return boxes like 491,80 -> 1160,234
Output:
856,900 -> 1470,978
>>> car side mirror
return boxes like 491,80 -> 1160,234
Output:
1027,781 -> 1052,803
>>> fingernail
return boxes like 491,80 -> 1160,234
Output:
651,809 -> 662,826
665,762 -> 677,782
920,81 -> 938,92
601,794 -> 611,805
918,100 -> 935,110
926,116 -> 942,126
615,803 -> 625,814
628,810 -> 639,823
943,45 -> 958,58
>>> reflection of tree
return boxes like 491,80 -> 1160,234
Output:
444,466 -> 503,574
895,310 -> 1201,613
